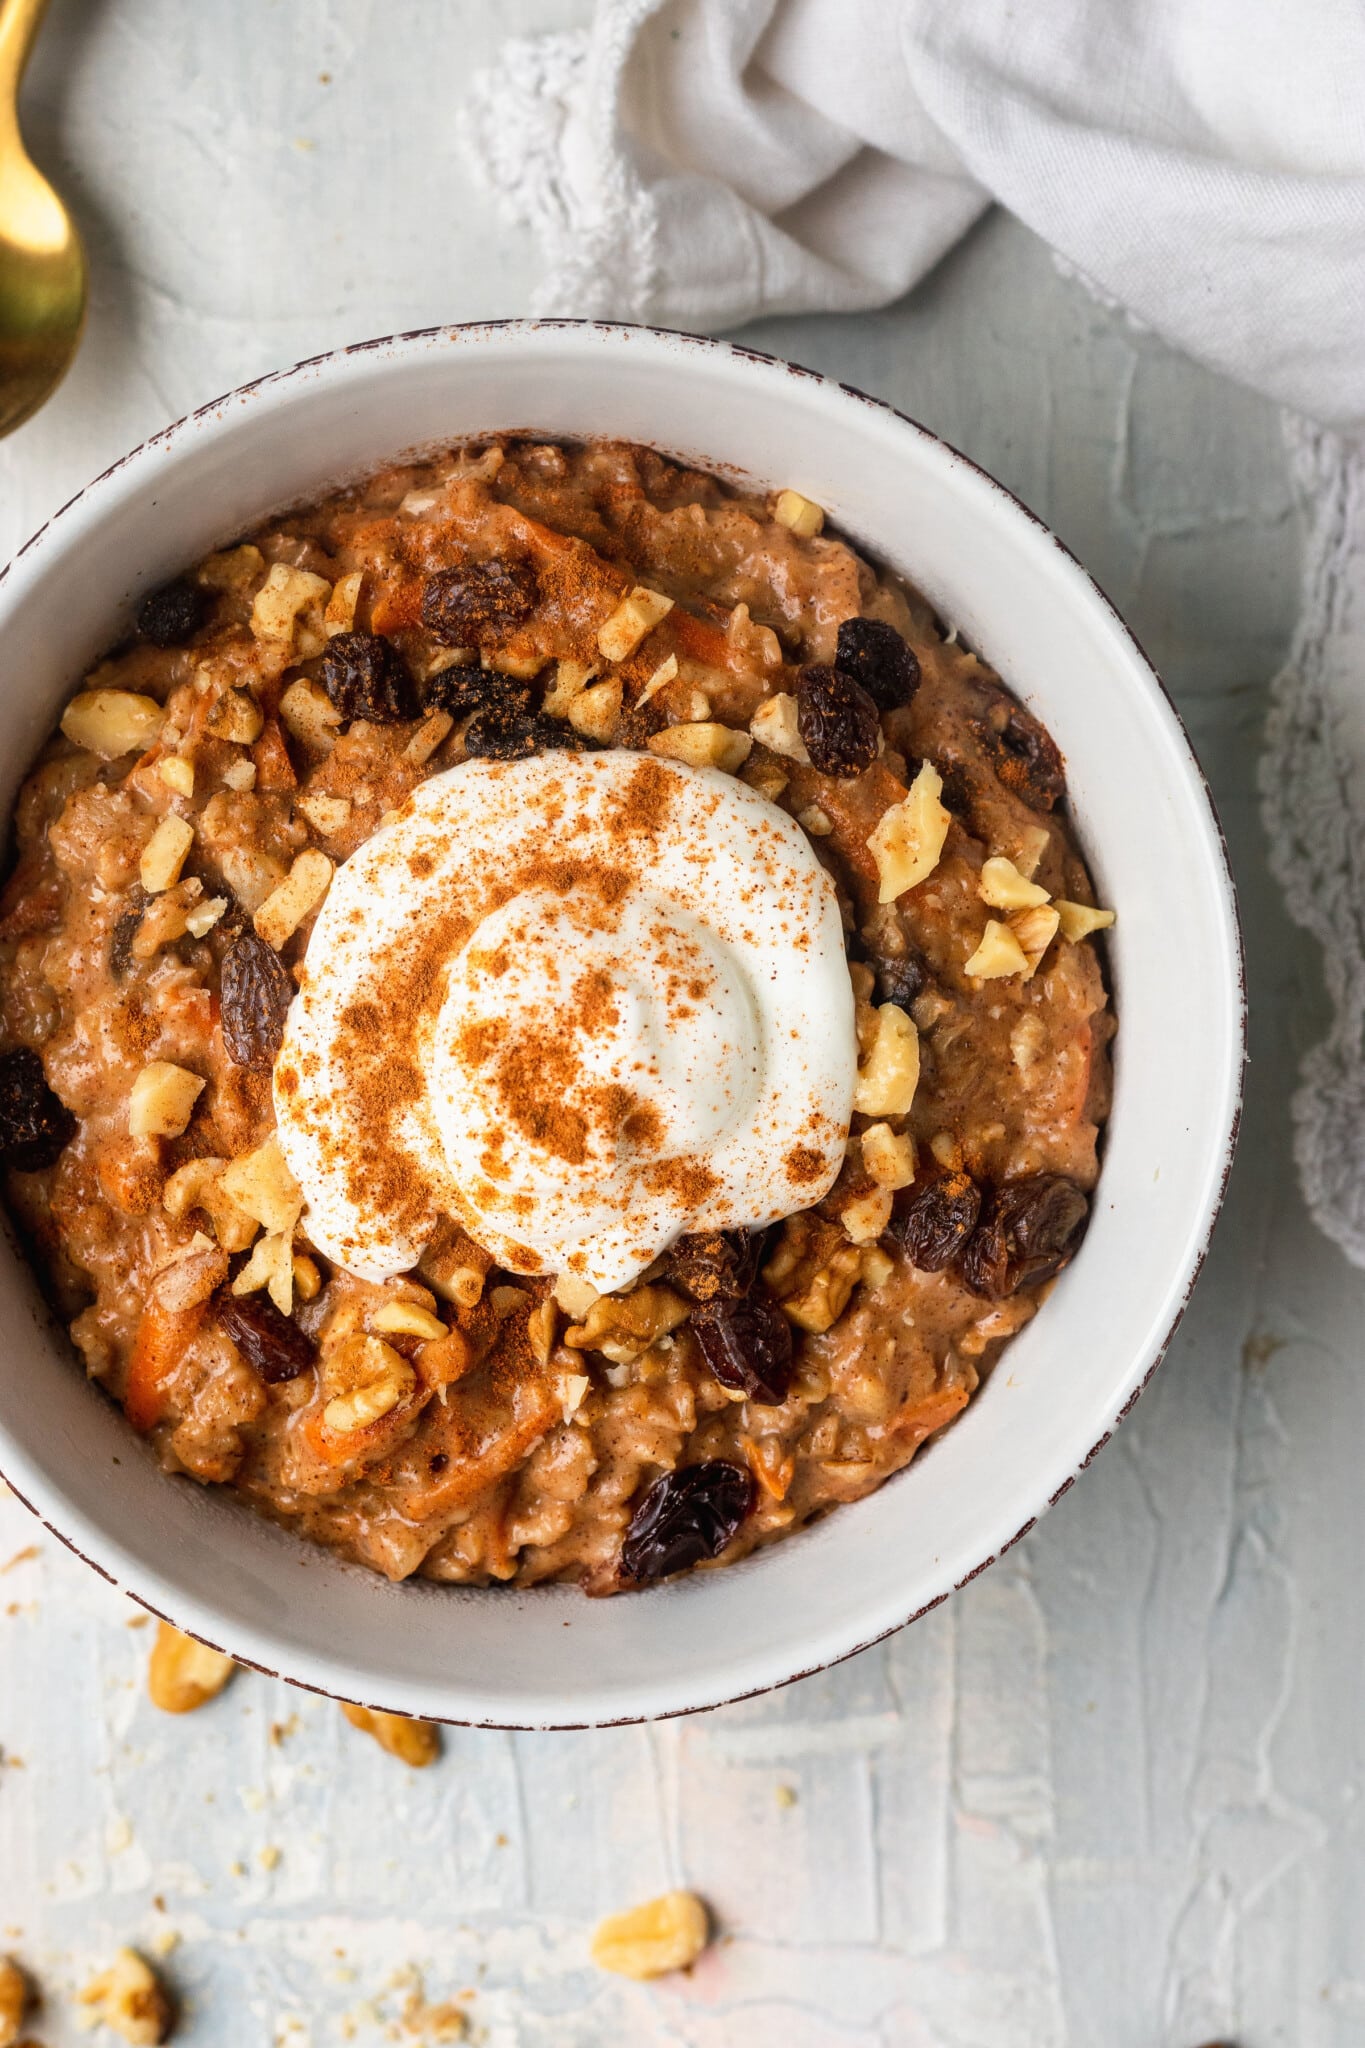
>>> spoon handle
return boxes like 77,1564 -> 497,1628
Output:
0,0 -> 51,114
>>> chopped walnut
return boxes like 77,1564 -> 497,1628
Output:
128,1062 -> 205,1140
541,656 -> 599,716
860,1121 -> 916,1188
219,1136 -> 302,1236
253,848 -> 332,949
139,815 -> 194,895
1055,898 -> 1116,942
250,562 -> 332,660
156,755 -> 194,799
647,722 -> 752,774
230,1229 -> 295,1316
568,677 -> 624,743
772,487 -> 825,537
279,678 -> 342,750
371,1299 -> 447,1342
0,1955 -> 30,2047
866,762 -> 951,903
564,1284 -> 690,1364
296,791 -> 352,835
840,1186 -> 894,1244
590,1890 -> 710,1979
853,1004 -> 920,1116
147,1620 -> 235,1716
205,689 -> 264,745
963,919 -> 1029,979
152,1233 -> 229,1312
321,1333 -> 416,1433
978,854 -> 1049,911
61,689 -> 165,759
597,585 -> 674,663
324,569 -> 363,636
196,542 -> 264,593
748,692 -> 810,764
79,1949 -> 172,2044
163,1157 -> 258,1253
1008,902 -> 1061,978
340,1701 -> 441,1767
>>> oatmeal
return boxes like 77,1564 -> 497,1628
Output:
0,438 -> 1113,1592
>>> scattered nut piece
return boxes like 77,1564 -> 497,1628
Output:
254,848 -> 333,949
860,1246 -> 895,1291
590,1890 -> 711,1980
324,569 -> 363,636
963,919 -> 1030,980
162,1157 -> 258,1252
797,804 -> 832,836
1008,902 -> 1061,979
340,1701 -> 441,1767
131,879 -> 204,961
558,1371 -> 591,1421
564,1284 -> 690,1365
568,677 -> 624,743
860,1122 -> 916,1189
220,1135 -> 303,1236
61,689 -> 165,759
647,722 -> 752,774
634,651 -> 679,709
296,792 -> 353,835
779,1244 -> 865,1334
231,1229 -> 294,1316
553,1272 -> 599,1319
79,1948 -> 172,2045
749,691 -> 811,764
151,1232 -> 229,1312
250,562 -> 333,659
1054,898 -> 1116,942
196,542 -> 264,593
221,757 -> 257,792
371,1300 -> 447,1342
741,757 -> 790,803
128,1062 -> 204,1140
841,1187 -> 894,1244
526,1297 -> 557,1367
279,678 -> 343,749
139,815 -> 194,895
321,1333 -> 415,1433
483,646 -> 544,681
184,895 -> 228,939
597,585 -> 674,663
403,712 -> 454,765
978,854 -> 1049,911
1011,823 -> 1052,879
853,1005 -> 920,1116
541,657 -> 598,717
0,1955 -> 29,2046
156,755 -> 194,799
773,487 -> 825,538
930,1130 -> 963,1170
866,762 -> 952,903
147,1620 -> 235,1716
205,688 -> 264,745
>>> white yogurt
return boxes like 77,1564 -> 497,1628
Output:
273,749 -> 857,1293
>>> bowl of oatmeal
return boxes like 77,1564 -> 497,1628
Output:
0,323 -> 1241,1725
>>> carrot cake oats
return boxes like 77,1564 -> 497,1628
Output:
0,438 -> 1114,1591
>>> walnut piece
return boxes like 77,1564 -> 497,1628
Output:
78,1949 -> 172,2045
647,722 -> 753,774
1008,902 -> 1061,979
163,1157 -> 258,1250
61,689 -> 165,759
321,1333 -> 416,1433
963,919 -> 1029,980
1054,898 -> 1116,942
148,1620 -> 234,1715
128,1063 -> 204,1140
219,1136 -> 302,1236
253,848 -> 333,949
279,678 -> 343,750
860,1121 -> 916,1189
564,1284 -> 690,1364
340,1701 -> 441,1767
567,677 -> 623,743
250,562 -> 332,660
597,585 -> 674,663
852,1004 -> 920,1116
138,815 -> 194,895
748,691 -> 810,763
590,1890 -> 710,1980
0,1955 -> 30,2047
772,487 -> 825,537
978,854 -> 1049,911
866,762 -> 952,903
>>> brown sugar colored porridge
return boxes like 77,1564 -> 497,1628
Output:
0,438 -> 1114,1592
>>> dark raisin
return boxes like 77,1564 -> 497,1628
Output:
666,1227 -> 761,1304
691,1291 -> 794,1405
0,1047 -> 76,1171
887,1171 -> 982,1273
796,664 -> 881,778
463,707 -> 583,760
976,701 -> 1066,812
421,559 -> 539,645
959,1175 -> 1090,1298
872,945 -> 930,1009
620,1460 -> 755,1584
215,1286 -> 315,1384
137,577 -> 208,647
835,617 -> 920,713
220,930 -> 295,1070
110,903 -> 145,979
319,631 -> 417,724
420,663 -> 530,718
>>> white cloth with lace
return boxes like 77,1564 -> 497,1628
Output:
462,0 -> 1365,1264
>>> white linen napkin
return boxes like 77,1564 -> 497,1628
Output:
462,0 -> 1365,1263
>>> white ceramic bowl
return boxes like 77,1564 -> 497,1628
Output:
0,323 -> 1243,1727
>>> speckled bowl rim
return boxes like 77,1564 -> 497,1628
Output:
0,319 -> 1246,1727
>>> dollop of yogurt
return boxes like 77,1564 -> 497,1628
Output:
273,749 -> 856,1294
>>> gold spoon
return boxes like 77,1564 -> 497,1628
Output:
0,0 -> 86,436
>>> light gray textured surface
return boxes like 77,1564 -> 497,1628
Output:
0,6 -> 1356,2046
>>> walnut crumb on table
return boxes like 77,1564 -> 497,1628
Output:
0,1957 -> 31,2048
590,1891 -> 711,1979
339,1703 -> 441,1767
77,1949 -> 172,2045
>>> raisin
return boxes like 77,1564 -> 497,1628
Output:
137,577 -> 208,647
666,1227 -> 761,1304
871,945 -> 930,1009
975,701 -> 1066,812
796,664 -> 881,778
834,617 -> 921,713
463,707 -> 583,760
888,1171 -> 981,1273
420,663 -> 529,718
421,558 -> 539,645
215,1287 -> 315,1384
110,903 -> 145,979
691,1291 -> 794,1405
319,631 -> 417,724
220,930 -> 295,1070
620,1460 -> 755,1584
0,1047 -> 76,1170
959,1175 -> 1089,1298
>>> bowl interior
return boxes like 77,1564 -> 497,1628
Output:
0,326 -> 1242,1725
